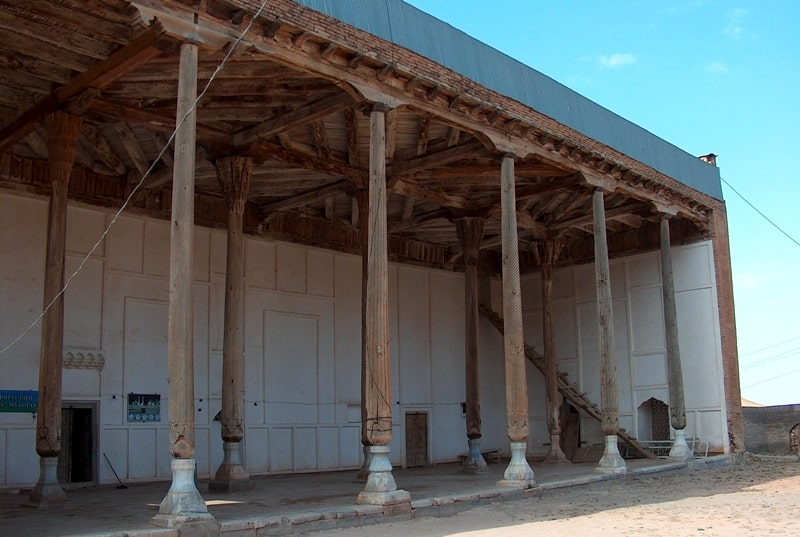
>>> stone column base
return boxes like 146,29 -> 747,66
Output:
462,437 -> 489,473
152,458 -> 215,528
669,429 -> 694,461
595,435 -> 627,474
497,441 -> 535,488
356,446 -> 411,505
542,434 -> 571,465
29,456 -> 66,506
209,441 -> 254,493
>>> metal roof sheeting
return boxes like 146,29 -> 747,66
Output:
296,0 -> 723,200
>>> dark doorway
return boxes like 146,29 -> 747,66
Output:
404,412 -> 428,467
559,399 -> 581,461
790,423 -> 799,455
638,397 -> 670,441
58,405 -> 94,483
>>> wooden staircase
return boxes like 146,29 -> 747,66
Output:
480,305 -> 656,459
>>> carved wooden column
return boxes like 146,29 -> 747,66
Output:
355,188 -> 371,482
497,154 -> 535,488
660,216 -> 692,460
29,111 -> 82,506
592,188 -> 626,474
541,237 -> 569,464
210,156 -> 254,492
455,217 -> 487,473
153,43 -> 213,527
357,103 -> 410,506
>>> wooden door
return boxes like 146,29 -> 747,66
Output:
404,412 -> 428,467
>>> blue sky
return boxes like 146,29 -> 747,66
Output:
406,0 -> 800,405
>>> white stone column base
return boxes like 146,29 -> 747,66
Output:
542,434 -> 571,465
152,459 -> 215,527
595,435 -> 627,474
210,441 -> 254,493
357,446 -> 411,505
497,441 -> 535,488
462,437 -> 489,473
669,429 -> 694,461
29,456 -> 66,506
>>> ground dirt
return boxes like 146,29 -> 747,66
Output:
331,457 -> 800,537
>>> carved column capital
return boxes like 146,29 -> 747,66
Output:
214,155 -> 253,215
45,112 -> 83,183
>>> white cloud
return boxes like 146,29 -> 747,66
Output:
707,61 -> 730,74
598,53 -> 637,69
724,8 -> 747,38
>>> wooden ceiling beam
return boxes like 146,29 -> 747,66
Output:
550,201 -> 642,231
113,121 -> 149,176
246,139 -> 366,184
132,1 -> 708,224
0,23 -> 168,152
312,120 -> 330,160
390,208 -> 451,233
232,91 -> 353,146
90,98 -> 230,143
260,179 -> 350,216
417,115 -> 431,155
389,139 -> 485,179
391,178 -> 468,209
344,107 -> 360,167
82,123 -> 127,176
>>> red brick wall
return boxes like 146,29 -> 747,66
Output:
709,202 -> 745,452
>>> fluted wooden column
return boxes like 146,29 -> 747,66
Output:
592,188 -> 626,474
497,154 -> 535,488
660,216 -> 691,460
455,217 -> 487,473
357,103 -> 409,506
541,238 -> 569,464
30,111 -> 82,506
210,156 -> 254,491
153,43 -> 213,527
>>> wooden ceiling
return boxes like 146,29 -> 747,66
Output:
0,0 -> 714,272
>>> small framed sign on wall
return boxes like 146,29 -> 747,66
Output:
127,393 -> 161,422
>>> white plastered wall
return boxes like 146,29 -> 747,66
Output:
0,190 -> 729,488
518,243 -> 729,455
0,191 -> 505,488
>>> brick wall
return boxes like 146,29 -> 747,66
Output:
743,405 -> 800,454
709,202 -> 745,452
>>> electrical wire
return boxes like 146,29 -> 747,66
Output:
0,1 -> 270,357
740,335 -> 800,357
743,366 -> 800,389
721,176 -> 800,248
741,347 -> 800,369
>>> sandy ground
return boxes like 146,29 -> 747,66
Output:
332,457 -> 800,537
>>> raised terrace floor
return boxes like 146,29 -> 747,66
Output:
0,456 -> 730,537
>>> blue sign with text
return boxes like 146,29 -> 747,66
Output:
0,390 -> 38,413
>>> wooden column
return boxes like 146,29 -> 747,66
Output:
592,188 -> 626,474
497,154 -> 535,487
30,111 -> 82,506
660,216 -> 691,460
355,188 -> 371,482
357,104 -> 409,506
210,156 -> 254,491
153,43 -> 213,527
541,237 -> 569,464
455,217 -> 487,472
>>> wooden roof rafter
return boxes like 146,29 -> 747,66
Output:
231,91 -> 354,146
0,22 -> 171,152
